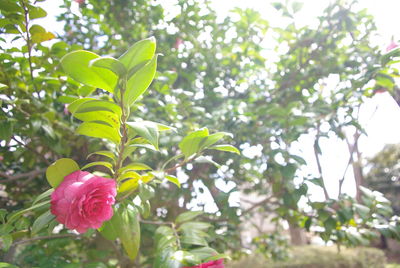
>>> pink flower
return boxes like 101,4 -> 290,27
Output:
183,259 -> 224,268
386,40 -> 398,52
50,170 -> 116,233
174,37 -> 184,49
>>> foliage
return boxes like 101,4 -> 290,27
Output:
0,0 -> 399,266
230,246 -> 387,268
365,144 -> 400,214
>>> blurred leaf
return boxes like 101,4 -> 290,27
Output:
46,158 -> 80,188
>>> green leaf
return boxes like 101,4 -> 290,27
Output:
119,37 -> 156,71
32,210 -> 55,234
204,253 -> 230,262
0,120 -> 13,142
209,144 -> 240,155
100,205 -> 140,260
87,151 -> 116,162
124,54 -> 158,105
71,99 -> 122,118
76,122 -> 121,144
119,162 -> 152,174
200,132 -> 233,150
7,200 -> 50,225
179,222 -> 211,231
67,98 -> 96,113
29,24 -> 54,44
0,262 -> 19,268
32,189 -> 54,206
46,158 -> 80,188
70,100 -> 122,128
78,85 -> 96,97
165,175 -> 180,188
61,50 -> 118,93
99,207 -> 119,241
121,206 -> 141,259
0,83 -> 8,90
354,204 -> 370,220
89,56 -> 127,77
194,156 -> 221,169
176,211 -> 203,224
154,226 -> 181,268
81,161 -> 114,174
179,128 -> 209,159
118,173 -> 141,193
28,5 -> 47,19
138,184 -> 155,202
127,121 -> 159,150
0,234 -> 12,251
189,247 -> 218,262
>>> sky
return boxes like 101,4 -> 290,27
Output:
33,0 -> 400,205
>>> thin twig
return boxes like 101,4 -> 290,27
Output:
12,233 -> 79,246
0,168 -> 46,183
12,136 -> 50,165
20,0 -> 41,100
313,125 -> 330,200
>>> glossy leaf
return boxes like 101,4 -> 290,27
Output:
124,54 -> 158,105
165,175 -> 180,188
81,161 -> 114,173
200,132 -> 233,150
127,121 -> 159,150
32,210 -> 55,234
76,122 -> 121,144
32,189 -> 54,206
179,128 -> 209,159
176,211 -> 203,224
119,162 -> 152,174
119,37 -> 156,71
89,56 -> 127,77
46,158 -> 80,188
87,151 -> 116,162
61,50 -> 118,93
209,144 -> 240,155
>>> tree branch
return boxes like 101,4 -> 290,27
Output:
313,126 -> 330,200
12,233 -> 79,246
0,168 -> 46,183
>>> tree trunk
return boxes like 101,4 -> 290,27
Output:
288,222 -> 307,245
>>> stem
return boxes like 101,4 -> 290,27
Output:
20,0 -> 41,100
164,153 -> 200,174
313,125 -> 330,200
113,78 -> 129,180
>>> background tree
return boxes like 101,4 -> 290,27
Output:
1,0 -> 400,267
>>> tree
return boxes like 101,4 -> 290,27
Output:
365,144 -> 400,214
1,0 -> 400,266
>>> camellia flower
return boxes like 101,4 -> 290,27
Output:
50,170 -> 116,233
183,259 -> 224,268
386,40 -> 398,52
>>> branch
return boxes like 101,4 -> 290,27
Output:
20,0 -> 41,100
313,126 -> 330,200
12,136 -> 51,165
164,154 -> 199,174
12,233 -> 79,246
241,195 -> 275,215
338,131 -> 361,196
0,168 -> 46,183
